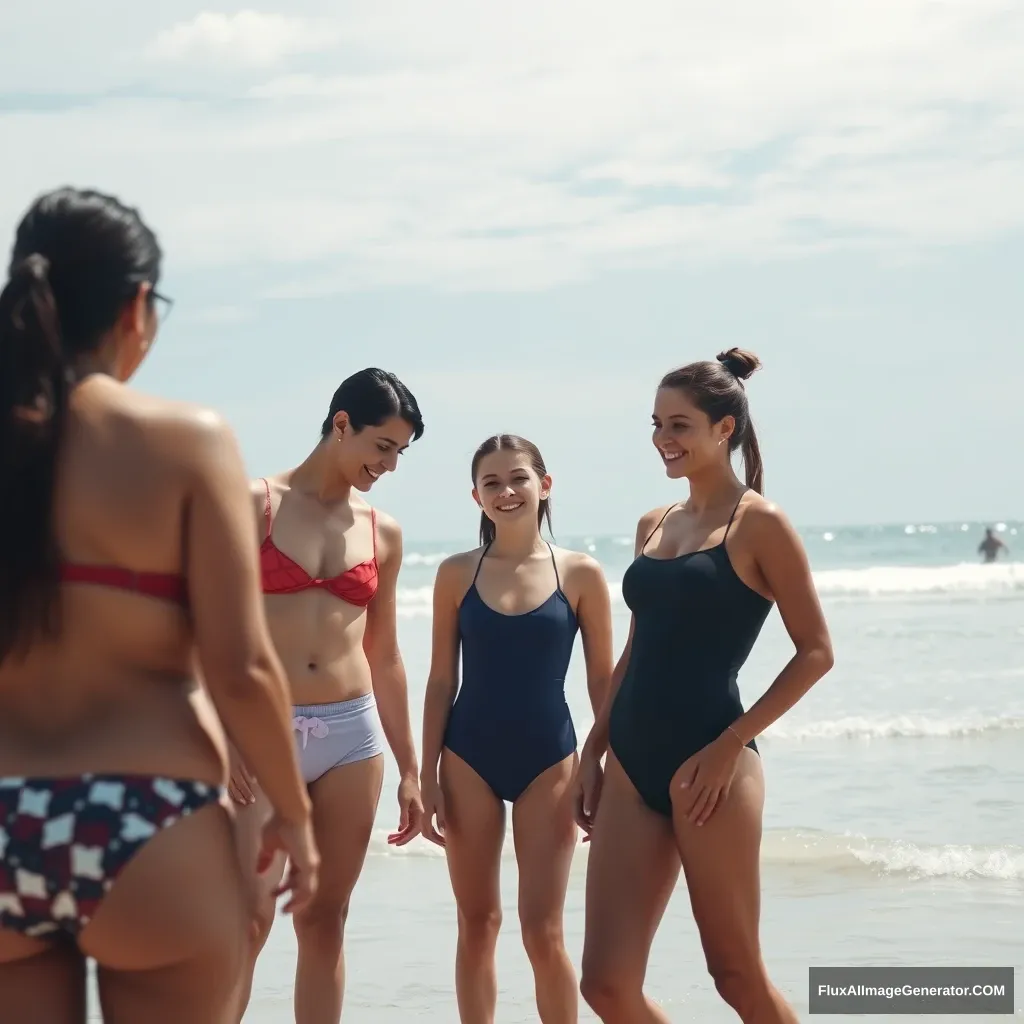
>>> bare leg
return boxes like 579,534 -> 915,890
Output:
672,749 -> 797,1023
292,754 -> 384,1024
0,936 -> 87,1024
510,754 -> 578,1024
231,783 -> 284,1022
579,754 -> 680,1024
80,800 -> 250,1024
440,749 -> 506,1024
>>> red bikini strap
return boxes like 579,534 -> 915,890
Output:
261,478 -> 273,542
370,508 -> 377,560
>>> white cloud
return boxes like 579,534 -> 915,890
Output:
1,0 -> 1023,292
147,10 -> 331,67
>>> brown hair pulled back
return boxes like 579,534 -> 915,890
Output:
659,347 -> 764,493
470,434 -> 553,546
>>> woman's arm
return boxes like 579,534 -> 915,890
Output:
582,507 -> 667,757
571,553 -> 615,719
185,416 -> 310,826
364,513 -> 419,784
728,504 -> 834,746
420,555 -> 463,787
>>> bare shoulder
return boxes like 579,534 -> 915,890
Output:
737,494 -> 801,545
366,505 -> 402,567
434,548 -> 482,593
112,383 -> 229,440
553,546 -> 606,585
635,503 -> 675,547
107,383 -> 244,478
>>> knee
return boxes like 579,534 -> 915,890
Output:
580,966 -> 635,1021
249,900 -> 275,952
456,905 -> 502,949
293,899 -> 350,954
707,958 -> 770,1016
519,914 -> 564,965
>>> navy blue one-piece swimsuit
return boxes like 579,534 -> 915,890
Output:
443,542 -> 579,802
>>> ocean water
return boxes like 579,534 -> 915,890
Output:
92,519 -> 1024,1020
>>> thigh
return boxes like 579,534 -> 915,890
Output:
232,783 -> 284,930
671,748 -> 765,966
511,753 -> 577,926
440,749 -> 506,918
581,754 -> 680,982
297,753 -> 384,921
0,940 -> 86,1024
81,800 -> 250,1024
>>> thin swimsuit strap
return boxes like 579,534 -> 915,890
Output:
640,488 -> 749,554
262,477 -> 377,556
546,542 -> 562,592
641,503 -> 680,553
470,541 -> 492,587
721,489 -> 748,544
470,539 -> 562,591
261,477 -> 273,542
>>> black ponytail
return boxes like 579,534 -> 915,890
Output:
0,257 -> 68,661
0,187 -> 162,665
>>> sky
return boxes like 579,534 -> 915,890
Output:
2,1 -> 1022,542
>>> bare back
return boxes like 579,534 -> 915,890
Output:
0,375 -> 225,783
251,476 -> 387,706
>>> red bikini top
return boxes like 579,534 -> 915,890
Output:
59,564 -> 188,607
258,478 -> 379,608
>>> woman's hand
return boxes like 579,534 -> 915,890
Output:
228,744 -> 257,806
573,744 -> 604,841
671,727 -> 745,827
388,775 -> 424,847
419,777 -> 447,847
258,814 -> 319,915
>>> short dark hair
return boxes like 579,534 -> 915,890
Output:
0,187 -> 162,665
659,348 -> 764,493
320,368 -> 424,441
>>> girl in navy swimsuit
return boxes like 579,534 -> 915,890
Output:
421,434 -> 614,1024
575,350 -> 834,1024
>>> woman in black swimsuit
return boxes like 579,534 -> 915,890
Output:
574,349 -> 834,1023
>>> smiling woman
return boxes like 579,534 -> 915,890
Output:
576,349 -> 834,1023
420,433 -> 616,1023
228,367 -> 426,1024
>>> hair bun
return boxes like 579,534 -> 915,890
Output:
716,347 -> 761,382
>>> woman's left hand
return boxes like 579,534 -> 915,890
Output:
671,727 -> 745,827
388,775 -> 425,846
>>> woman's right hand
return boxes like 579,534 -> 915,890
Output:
228,744 -> 257,806
258,814 -> 320,915
573,744 -> 604,841
420,778 -> 446,847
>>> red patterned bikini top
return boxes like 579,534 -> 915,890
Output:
258,478 -> 379,608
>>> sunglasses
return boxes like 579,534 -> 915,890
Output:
151,288 -> 174,322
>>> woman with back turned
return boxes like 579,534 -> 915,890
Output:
421,434 -> 615,1024
0,187 -> 317,1023
231,368 -> 425,1023
575,350 -> 834,1023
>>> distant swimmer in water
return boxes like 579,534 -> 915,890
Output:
420,434 -> 615,1023
978,527 -> 1008,563
575,349 -> 834,1024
